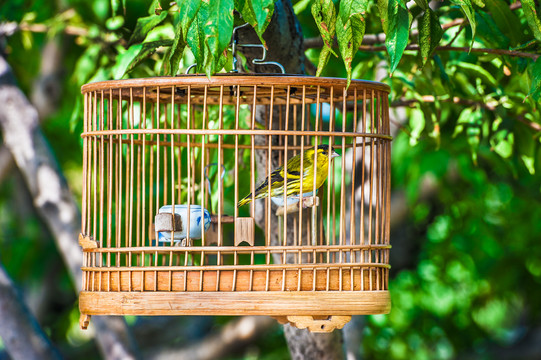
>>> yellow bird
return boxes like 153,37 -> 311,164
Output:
237,144 -> 340,207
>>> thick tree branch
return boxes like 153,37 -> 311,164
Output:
0,262 -> 62,360
362,44 -> 540,60
148,316 -> 277,360
0,55 -> 139,360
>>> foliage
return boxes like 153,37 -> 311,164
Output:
1,0 -> 541,359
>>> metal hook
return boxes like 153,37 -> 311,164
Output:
204,163 -> 226,214
185,63 -> 197,74
230,23 -> 285,74
235,44 -> 286,74
184,22 -> 285,74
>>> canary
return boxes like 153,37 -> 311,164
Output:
237,144 -> 340,207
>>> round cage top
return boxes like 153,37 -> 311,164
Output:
81,74 -> 391,105
78,74 -> 392,333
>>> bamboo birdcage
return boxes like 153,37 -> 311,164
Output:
78,75 -> 392,333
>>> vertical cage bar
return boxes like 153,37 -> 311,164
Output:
92,92 -> 98,242
186,86 -> 192,240
82,92 -> 88,236
218,85 -> 224,247
170,86 -> 176,248
298,85 -> 306,251
129,88 -> 135,248
148,102 -> 155,249
266,86 -> 275,247
250,85 -> 257,217
312,86 -> 321,247
327,87 -> 334,248
107,89 -> 113,261
141,88 -> 147,248
136,99 -> 142,249
116,90 -> 122,250
282,85 -> 291,248
99,91 -> 105,248
200,86 -> 208,245
156,87 -> 161,256
351,88 -> 358,253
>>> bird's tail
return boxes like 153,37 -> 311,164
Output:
237,194 -> 252,207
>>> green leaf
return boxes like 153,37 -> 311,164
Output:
179,0 -> 203,37
476,10 -> 510,49
484,0 -> 522,46
162,0 -> 202,75
252,0 -> 275,36
149,0 -> 162,15
204,0 -> 234,76
128,11 -> 168,46
450,0 -> 476,47
455,107 -> 482,165
316,46 -> 332,76
454,61 -> 498,87
527,57 -> 541,100
336,0 -> 369,86
522,0 -> 541,42
111,0 -> 120,15
234,0 -> 273,46
312,0 -> 338,75
384,0 -> 411,75
124,39 -> 173,75
409,107 -> 425,146
521,155 -> 536,174
418,8 -> 443,67
235,0 -> 257,27
162,24 -> 186,75
115,43 -> 143,78
311,0 -> 337,52
187,2 -> 209,71
106,15 -> 125,30
490,130 -> 514,159
412,0 -> 428,11
294,0 -> 312,14
73,44 -> 100,85
377,0 -> 389,34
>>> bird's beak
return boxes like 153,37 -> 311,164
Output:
331,151 -> 340,159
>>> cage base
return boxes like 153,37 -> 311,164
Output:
79,290 -> 390,331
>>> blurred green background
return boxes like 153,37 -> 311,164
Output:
1,0 -> 541,359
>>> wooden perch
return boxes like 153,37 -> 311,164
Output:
276,196 -> 320,216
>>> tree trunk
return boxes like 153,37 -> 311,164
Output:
237,1 -> 345,358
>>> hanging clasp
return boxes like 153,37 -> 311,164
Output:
230,23 -> 285,74
185,23 -> 286,74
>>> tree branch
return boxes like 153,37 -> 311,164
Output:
391,95 -> 541,133
303,3 -> 535,59
0,55 -> 140,360
391,95 -> 497,111
0,262 -> 62,360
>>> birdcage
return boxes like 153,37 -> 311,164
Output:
78,74 -> 392,332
